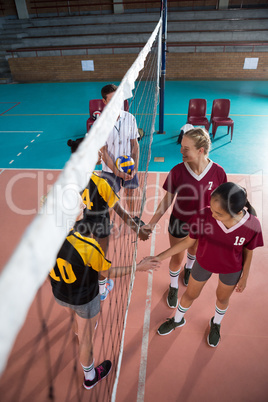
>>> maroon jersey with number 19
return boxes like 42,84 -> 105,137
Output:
189,207 -> 263,274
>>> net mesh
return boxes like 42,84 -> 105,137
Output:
0,19 -> 162,402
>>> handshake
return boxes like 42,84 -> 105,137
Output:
137,223 -> 155,242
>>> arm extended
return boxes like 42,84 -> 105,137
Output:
113,201 -> 149,240
142,192 -> 175,237
156,235 -> 197,262
101,256 -> 160,278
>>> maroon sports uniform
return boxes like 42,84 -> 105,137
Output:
189,207 -> 263,274
163,161 -> 227,222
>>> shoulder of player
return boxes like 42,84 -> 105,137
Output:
246,212 -> 263,231
70,231 -> 107,254
209,161 -> 226,173
120,110 -> 135,121
207,161 -> 227,180
91,172 -> 119,204
164,163 -> 184,184
68,232 -> 112,266
169,162 -> 184,173
91,171 -> 111,189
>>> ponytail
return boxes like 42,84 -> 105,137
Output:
245,200 -> 257,217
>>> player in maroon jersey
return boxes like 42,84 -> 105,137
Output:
142,128 -> 227,308
156,182 -> 263,347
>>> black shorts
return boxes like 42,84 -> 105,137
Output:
192,260 -> 242,286
75,218 -> 111,238
168,214 -> 189,239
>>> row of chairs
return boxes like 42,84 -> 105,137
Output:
86,98 -> 234,142
187,98 -> 234,141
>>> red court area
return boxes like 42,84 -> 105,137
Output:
0,170 -> 268,402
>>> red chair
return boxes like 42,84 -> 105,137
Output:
186,99 -> 209,131
209,99 -> 234,141
86,99 -> 105,132
86,99 -> 129,132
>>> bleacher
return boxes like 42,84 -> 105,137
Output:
0,6 -> 268,83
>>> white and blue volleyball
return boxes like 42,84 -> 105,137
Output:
116,155 -> 135,175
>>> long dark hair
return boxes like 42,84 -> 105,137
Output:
211,182 -> 257,216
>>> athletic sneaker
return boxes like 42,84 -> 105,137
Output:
207,317 -> 221,347
157,317 -> 186,336
167,285 -> 178,308
183,265 -> 191,287
100,279 -> 114,301
83,360 -> 112,390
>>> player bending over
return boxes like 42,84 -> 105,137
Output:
49,193 -> 160,390
67,139 -> 149,301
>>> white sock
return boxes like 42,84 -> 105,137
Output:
214,304 -> 228,325
82,361 -> 95,381
99,278 -> 107,295
169,268 -> 180,289
174,303 -> 190,323
185,252 -> 196,269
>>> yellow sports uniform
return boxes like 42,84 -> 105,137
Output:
77,172 -> 119,238
50,230 -> 111,305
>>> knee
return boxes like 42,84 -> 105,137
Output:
183,288 -> 199,303
216,290 -> 230,306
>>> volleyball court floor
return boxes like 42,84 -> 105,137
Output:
0,81 -> 268,401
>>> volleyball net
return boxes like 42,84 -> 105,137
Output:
0,18 -> 162,402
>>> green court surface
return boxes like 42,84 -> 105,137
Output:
1,80 -> 268,175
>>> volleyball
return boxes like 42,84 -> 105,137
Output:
116,155 -> 135,175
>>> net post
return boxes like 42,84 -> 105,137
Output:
158,0 -> 167,135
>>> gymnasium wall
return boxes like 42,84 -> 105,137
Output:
0,0 -> 17,17
8,52 -> 268,82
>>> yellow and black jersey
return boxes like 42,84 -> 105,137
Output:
81,172 -> 119,223
50,230 -> 111,305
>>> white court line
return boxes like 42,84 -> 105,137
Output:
5,132 -> 42,166
137,172 -> 160,402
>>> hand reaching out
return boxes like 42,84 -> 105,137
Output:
136,256 -> 161,272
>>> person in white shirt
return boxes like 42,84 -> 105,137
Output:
100,84 -> 140,218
